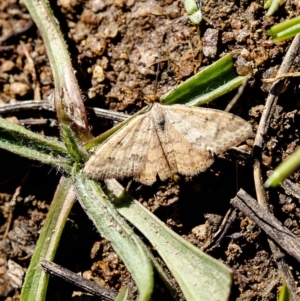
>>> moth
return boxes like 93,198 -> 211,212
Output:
84,103 -> 253,185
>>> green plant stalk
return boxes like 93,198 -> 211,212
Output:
269,16 -> 300,36
23,0 -> 91,141
21,177 -> 76,301
106,179 -> 232,301
61,124 -> 89,163
74,173 -> 154,301
278,284 -> 290,301
265,147 -> 300,188
0,138 -> 72,170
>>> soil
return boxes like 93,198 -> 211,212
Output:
1,0 -> 300,300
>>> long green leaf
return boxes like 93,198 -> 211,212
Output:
161,53 -> 245,106
74,172 -> 154,301
0,118 -> 72,169
0,117 -> 68,154
21,177 -> 76,301
106,179 -> 232,301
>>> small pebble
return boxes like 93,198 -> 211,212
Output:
0,61 -> 15,73
92,65 -> 106,83
9,82 -> 31,97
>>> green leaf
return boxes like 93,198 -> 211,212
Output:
264,0 -> 272,8
265,147 -> 300,188
115,288 -> 129,301
184,0 -> 202,24
21,177 -> 76,301
74,172 -> 154,301
161,53 -> 246,106
278,284 -> 290,301
106,179 -> 232,301
0,117 -> 72,169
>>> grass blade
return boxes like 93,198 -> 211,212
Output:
115,288 -> 129,301
74,172 -> 154,301
161,53 -> 246,106
268,17 -> 300,42
107,179 -> 232,301
0,118 -> 72,169
21,177 -> 76,301
265,147 -> 300,188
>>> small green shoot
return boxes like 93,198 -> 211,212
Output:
278,284 -> 290,301
268,16 -> 300,42
21,178 -> 76,301
184,0 -> 202,24
265,147 -> 300,188
264,0 -> 280,16
115,288 -> 129,301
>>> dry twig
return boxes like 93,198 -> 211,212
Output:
231,189 -> 300,301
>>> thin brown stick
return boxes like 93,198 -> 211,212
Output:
19,118 -> 56,126
0,100 -> 54,113
252,34 -> 300,300
262,72 -> 300,83
0,99 -> 130,123
202,208 -> 237,251
224,77 -> 249,113
231,189 -> 300,301
21,41 -> 41,100
0,20 -> 34,45
253,34 -> 300,151
231,189 -> 300,261
90,107 -> 129,122
3,170 -> 30,239
40,259 -> 119,300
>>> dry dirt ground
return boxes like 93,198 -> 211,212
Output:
1,0 -> 300,300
